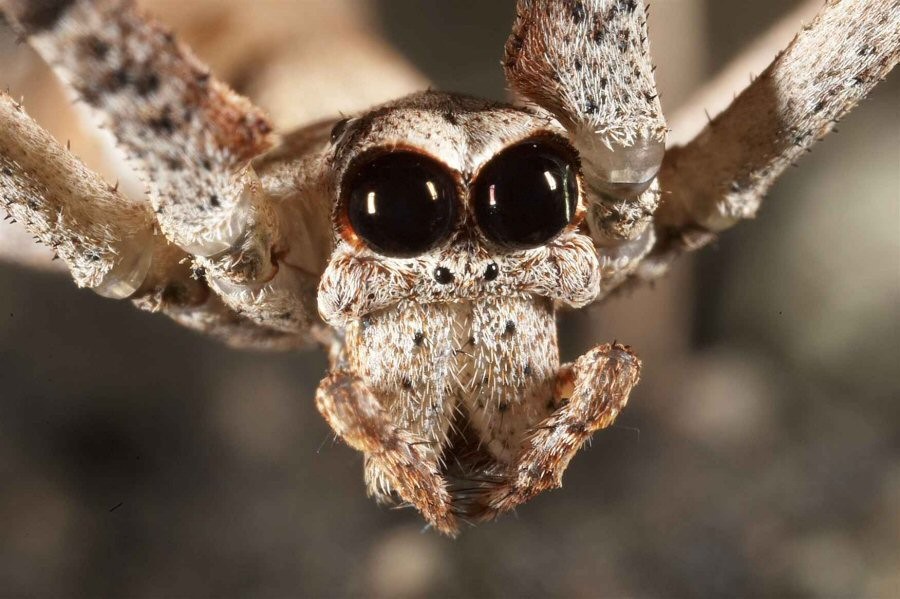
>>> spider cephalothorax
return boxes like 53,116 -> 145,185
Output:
1,0 -> 895,536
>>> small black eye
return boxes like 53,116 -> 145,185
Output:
483,262 -> 499,281
344,151 -> 458,257
472,139 -> 579,250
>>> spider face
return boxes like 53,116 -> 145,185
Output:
318,92 -> 600,327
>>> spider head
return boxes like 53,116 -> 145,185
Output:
318,92 -> 600,327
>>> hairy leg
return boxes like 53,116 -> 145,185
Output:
504,0 -> 666,289
315,370 -> 458,536
481,342 -> 641,517
2,0 -> 324,336
635,0 -> 900,288
4,0 -> 271,255
0,92 -> 306,347
0,91 -> 152,296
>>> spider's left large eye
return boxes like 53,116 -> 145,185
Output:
472,139 -> 579,250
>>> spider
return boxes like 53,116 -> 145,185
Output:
0,0 -> 896,536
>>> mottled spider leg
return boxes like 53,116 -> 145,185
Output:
316,370 -> 459,536
0,90 -> 153,297
481,342 -> 640,517
638,0 -> 900,283
3,0 -> 271,254
504,0 -> 666,291
2,0 -> 319,332
0,92 -> 306,348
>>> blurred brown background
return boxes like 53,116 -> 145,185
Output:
1,1 -> 898,597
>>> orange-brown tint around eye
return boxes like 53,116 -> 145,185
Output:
471,136 -> 582,250
338,151 -> 460,258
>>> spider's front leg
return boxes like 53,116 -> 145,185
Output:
480,342 -> 640,517
315,370 -> 458,536
0,90 -> 309,349
3,0 -> 322,335
505,0 -> 666,292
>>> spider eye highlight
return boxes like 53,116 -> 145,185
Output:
472,140 -> 579,250
343,152 -> 458,257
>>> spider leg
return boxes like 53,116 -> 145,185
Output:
0,92 -> 306,348
478,342 -> 640,518
639,0 -> 900,284
316,370 -> 459,536
504,0 -> 666,290
3,0 -> 324,335
0,91 -> 153,296
5,0 -> 272,256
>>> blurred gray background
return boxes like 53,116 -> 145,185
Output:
1,1 -> 898,597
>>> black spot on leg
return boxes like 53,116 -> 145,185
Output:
148,108 -> 176,134
401,377 -> 413,390
574,59 -> 583,72
6,0 -> 76,32
585,98 -> 599,114
102,69 -> 130,94
134,72 -> 160,97
523,364 -> 533,376
413,331 -> 425,346
572,1 -> 585,23
78,36 -> 109,60
208,194 -> 220,208
504,320 -> 516,336
164,156 -> 184,171
73,82 -> 99,106
499,402 -> 510,413
442,111 -> 458,126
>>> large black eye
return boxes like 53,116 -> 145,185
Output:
344,151 -> 458,257
472,139 -> 579,250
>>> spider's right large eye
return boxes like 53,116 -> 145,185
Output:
343,152 -> 458,257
